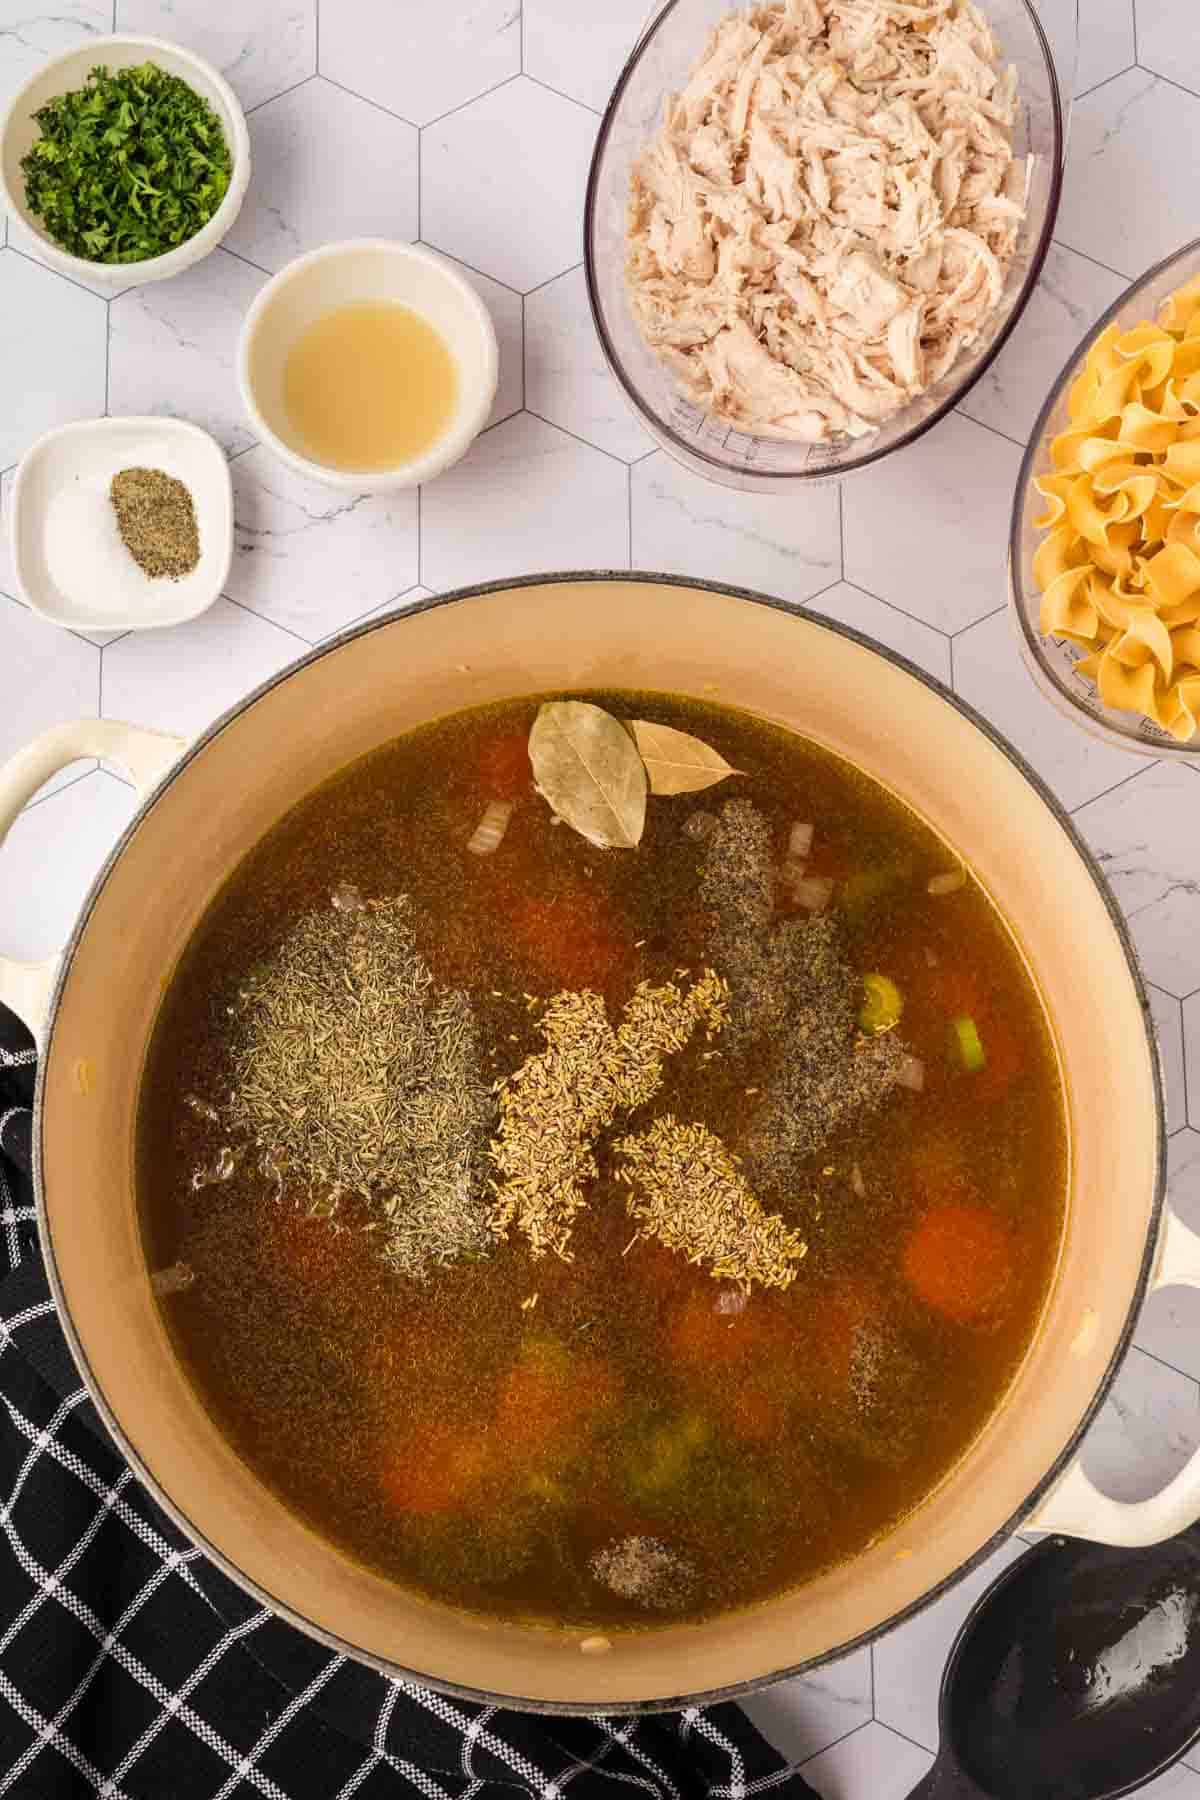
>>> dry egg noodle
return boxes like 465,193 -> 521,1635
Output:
1034,274 -> 1200,740
137,693 -> 1066,1630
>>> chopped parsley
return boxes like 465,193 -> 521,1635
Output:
20,62 -> 232,264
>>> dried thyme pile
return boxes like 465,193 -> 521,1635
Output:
224,892 -> 495,1280
617,1115 -> 808,1291
111,466 -> 200,580
488,972 -> 727,1260
698,800 -> 909,1188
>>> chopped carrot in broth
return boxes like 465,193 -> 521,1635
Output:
903,1204 -> 1015,1323
138,692 -> 1066,1629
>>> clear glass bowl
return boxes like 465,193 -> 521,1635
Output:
1009,235 -> 1200,760
584,0 -> 1067,491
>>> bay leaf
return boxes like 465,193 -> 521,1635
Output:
629,720 -> 741,796
529,701 -> 648,848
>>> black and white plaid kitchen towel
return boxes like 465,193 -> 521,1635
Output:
0,1001 -> 820,1800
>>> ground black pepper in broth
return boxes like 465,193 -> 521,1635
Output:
137,691 -> 1066,1631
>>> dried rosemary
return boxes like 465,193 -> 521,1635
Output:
224,892 -> 495,1280
110,465 -> 200,580
488,971 -> 727,1260
616,1115 -> 808,1291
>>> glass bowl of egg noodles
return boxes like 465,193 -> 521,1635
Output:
585,0 -> 1070,491
1009,235 -> 1200,758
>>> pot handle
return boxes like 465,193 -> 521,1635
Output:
1025,1205 -> 1200,1544
0,720 -> 188,1045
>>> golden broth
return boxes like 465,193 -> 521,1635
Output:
282,300 -> 458,470
138,693 -> 1066,1631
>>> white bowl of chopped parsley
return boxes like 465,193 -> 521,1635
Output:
0,35 -> 250,286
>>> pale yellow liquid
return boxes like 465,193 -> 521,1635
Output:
282,301 -> 459,471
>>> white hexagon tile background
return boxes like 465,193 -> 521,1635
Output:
3,2 -> 1200,1794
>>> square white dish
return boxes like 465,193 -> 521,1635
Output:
11,416 -> 233,631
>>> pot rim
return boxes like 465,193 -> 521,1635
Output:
32,569 -> 1168,1716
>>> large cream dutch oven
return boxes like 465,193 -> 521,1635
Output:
0,574 -> 1193,1713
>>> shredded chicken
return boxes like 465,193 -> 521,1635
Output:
626,0 -> 1028,442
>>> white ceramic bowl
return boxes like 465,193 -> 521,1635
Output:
11,416 -> 233,631
0,34 -> 250,289
237,239 -> 500,491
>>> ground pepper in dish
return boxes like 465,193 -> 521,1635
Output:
110,466 -> 200,580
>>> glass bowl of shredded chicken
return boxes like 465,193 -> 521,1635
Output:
1009,235 -> 1200,758
585,0 -> 1067,490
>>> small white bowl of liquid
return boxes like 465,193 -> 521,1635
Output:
237,239 -> 498,491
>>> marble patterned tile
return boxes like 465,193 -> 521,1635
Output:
421,78 -> 595,293
873,1533 -> 1030,1750
1151,983 -> 1188,1136
522,0 -> 648,112
806,580 -> 951,683
525,264 -> 653,461
114,0 -> 316,112
799,1722 -> 933,1800
952,607 -> 1139,811
8,229 -> 135,301
1073,763 -> 1200,997
108,251 -> 267,456
0,1 -> 111,107
1057,69 -> 1200,278
101,596 -> 301,739
957,242 -> 1125,445
739,1648 -> 871,1767
0,594 -> 99,802
1081,0 -> 1136,95
0,468 -> 14,596
1136,1767 -> 1200,1799
1136,0 -> 1200,102
1046,0 -> 1137,99
319,0 -> 518,127
421,411 -> 628,591
1135,1128 -> 1200,1382
1188,993 -> 1200,1127
0,769 -> 137,962
223,79 -> 417,274
630,451 -> 838,599
227,447 -> 418,642
842,413 -> 1023,634
0,251 -> 107,469
320,584 -> 435,641
1080,1343 -> 1200,1502
428,251 -> 524,432
1019,0 -> 1076,100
